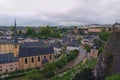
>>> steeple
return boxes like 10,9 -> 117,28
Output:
14,19 -> 18,44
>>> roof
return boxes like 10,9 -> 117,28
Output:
18,45 -> 54,58
0,53 -> 18,64
0,40 -> 14,44
51,42 -> 63,48
68,39 -> 79,47
21,42 -> 45,47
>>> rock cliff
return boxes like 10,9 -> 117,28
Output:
94,32 -> 120,80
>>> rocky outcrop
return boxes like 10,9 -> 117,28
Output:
94,32 -> 120,80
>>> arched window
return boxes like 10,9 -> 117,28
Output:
25,58 -> 28,64
38,56 -> 40,62
31,57 -> 34,63
50,55 -> 52,60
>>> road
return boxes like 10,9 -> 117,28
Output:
58,45 -> 87,76
71,45 -> 86,67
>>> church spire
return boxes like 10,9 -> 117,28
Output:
14,19 -> 18,44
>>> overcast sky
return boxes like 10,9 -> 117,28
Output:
0,0 -> 120,26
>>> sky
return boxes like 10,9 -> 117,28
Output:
0,0 -> 120,26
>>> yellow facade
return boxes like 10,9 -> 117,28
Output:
0,44 -> 20,57
19,54 -> 54,70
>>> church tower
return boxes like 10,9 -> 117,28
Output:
13,19 -> 20,57
14,19 -> 18,44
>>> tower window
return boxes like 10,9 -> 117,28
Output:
31,57 -> 34,63
25,58 -> 28,64
38,56 -> 40,62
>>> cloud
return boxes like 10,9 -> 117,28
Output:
0,0 -> 120,26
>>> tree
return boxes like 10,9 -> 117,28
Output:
43,62 -> 57,78
73,68 -> 95,80
105,73 -> 120,80
24,69 -> 41,80
26,27 -> 36,37
98,46 -> 104,54
99,32 -> 110,41
68,50 -> 79,61
85,45 -> 91,52
55,54 -> 68,68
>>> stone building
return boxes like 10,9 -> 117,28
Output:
0,20 -> 20,57
0,53 -> 18,74
18,42 -> 54,70
0,20 -> 54,73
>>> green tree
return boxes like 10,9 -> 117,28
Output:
55,54 -> 68,68
24,69 -> 41,80
98,46 -> 104,54
68,50 -> 79,61
105,73 -> 120,80
99,32 -> 110,41
73,68 -> 95,80
26,27 -> 36,37
85,45 -> 91,52
43,62 -> 57,78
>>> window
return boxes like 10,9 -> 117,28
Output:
31,57 -> 34,63
25,58 -> 28,64
50,55 -> 52,60
15,45 -> 17,48
44,56 -> 46,58
6,69 -> 8,73
38,56 -> 40,62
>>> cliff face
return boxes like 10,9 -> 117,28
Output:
94,32 -> 120,80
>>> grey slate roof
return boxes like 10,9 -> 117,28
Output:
68,39 -> 79,47
0,53 -> 18,64
18,43 -> 54,58
21,42 -> 45,47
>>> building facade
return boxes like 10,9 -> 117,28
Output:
18,45 -> 54,70
0,53 -> 18,74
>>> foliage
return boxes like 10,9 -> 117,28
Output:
38,26 -> 61,39
26,27 -> 36,37
55,54 -> 68,68
24,69 -> 41,80
43,62 -> 57,78
52,58 -> 97,80
73,68 -> 95,80
99,32 -> 110,41
105,73 -> 120,80
98,46 -> 104,54
68,50 -> 79,61
85,45 -> 91,52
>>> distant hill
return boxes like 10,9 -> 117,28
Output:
94,32 -> 120,80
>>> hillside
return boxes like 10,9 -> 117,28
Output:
94,32 -> 120,80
